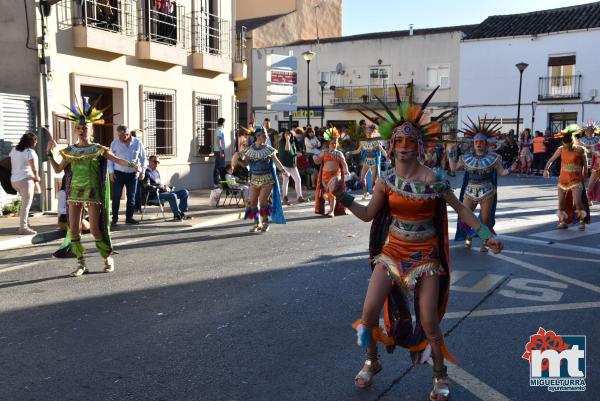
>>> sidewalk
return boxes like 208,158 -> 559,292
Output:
0,189 -> 250,251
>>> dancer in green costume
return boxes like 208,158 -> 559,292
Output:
47,99 -> 141,276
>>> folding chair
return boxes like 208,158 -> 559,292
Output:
140,184 -> 167,221
217,181 -> 244,208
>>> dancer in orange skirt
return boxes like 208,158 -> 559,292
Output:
315,127 -> 349,217
544,127 -> 590,230
329,86 -> 503,401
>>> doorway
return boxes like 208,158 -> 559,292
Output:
80,86 -> 114,147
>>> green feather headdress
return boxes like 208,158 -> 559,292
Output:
58,95 -> 116,126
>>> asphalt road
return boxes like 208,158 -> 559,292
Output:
1,174 -> 599,401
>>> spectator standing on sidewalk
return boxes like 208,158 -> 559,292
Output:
213,118 -> 226,187
109,125 -> 146,225
9,132 -> 40,235
532,131 -> 548,175
304,127 -> 321,189
279,128 -> 308,205
263,118 -> 279,149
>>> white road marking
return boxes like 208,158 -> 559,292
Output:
502,249 -> 600,263
444,301 -> 600,320
490,252 -> 600,294
499,234 -> 600,256
427,361 -> 511,401
530,221 -> 600,240
0,261 -> 44,273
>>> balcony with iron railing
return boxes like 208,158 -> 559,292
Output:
191,11 -> 232,74
72,0 -> 137,55
538,75 -> 582,101
330,83 -> 413,106
233,26 -> 247,81
136,0 -> 189,65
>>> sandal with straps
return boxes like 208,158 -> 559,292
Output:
429,366 -> 450,401
354,358 -> 382,389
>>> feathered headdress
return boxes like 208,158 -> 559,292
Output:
582,120 -> 600,134
459,115 -> 501,142
58,95 -> 116,126
357,85 -> 454,159
323,126 -> 340,142
554,124 -> 580,139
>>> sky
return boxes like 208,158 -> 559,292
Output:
343,0 -> 595,36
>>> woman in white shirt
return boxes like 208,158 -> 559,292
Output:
304,127 -> 321,189
10,132 -> 40,234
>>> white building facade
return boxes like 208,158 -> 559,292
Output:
251,26 -> 474,131
459,3 -> 600,135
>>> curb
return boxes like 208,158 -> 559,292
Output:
0,229 -> 64,252
0,210 -> 244,251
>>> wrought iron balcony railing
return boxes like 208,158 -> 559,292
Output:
234,25 -> 247,63
192,11 -> 231,58
538,75 -> 582,100
77,0 -> 137,35
138,0 -> 189,49
331,83 -> 413,105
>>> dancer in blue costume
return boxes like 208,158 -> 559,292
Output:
243,128 -> 288,232
454,117 -> 509,252
346,125 -> 386,199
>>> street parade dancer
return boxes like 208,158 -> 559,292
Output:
328,86 -> 503,401
314,127 -> 349,217
347,125 -> 386,199
47,98 -> 141,276
453,117 -> 509,252
579,121 -> 600,202
544,125 -> 590,230
243,128 -> 288,232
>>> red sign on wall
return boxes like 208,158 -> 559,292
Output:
270,70 -> 297,84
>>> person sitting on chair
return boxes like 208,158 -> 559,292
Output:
144,155 -> 191,221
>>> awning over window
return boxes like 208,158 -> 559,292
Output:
548,55 -> 576,66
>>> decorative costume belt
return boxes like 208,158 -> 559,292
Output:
249,173 -> 275,187
561,164 -> 582,173
389,217 -> 436,240
465,180 -> 495,202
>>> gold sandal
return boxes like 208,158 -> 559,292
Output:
354,358 -> 382,389
429,366 -> 450,401
465,237 -> 472,249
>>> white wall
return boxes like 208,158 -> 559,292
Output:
252,30 -> 465,126
459,29 -> 600,133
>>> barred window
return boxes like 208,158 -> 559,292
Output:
144,90 -> 176,156
195,94 -> 221,155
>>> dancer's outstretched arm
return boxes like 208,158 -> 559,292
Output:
495,159 -> 509,176
443,190 -> 503,253
543,147 -> 563,178
328,177 -> 385,222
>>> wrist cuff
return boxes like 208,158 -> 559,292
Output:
341,192 -> 354,207
477,225 -> 494,242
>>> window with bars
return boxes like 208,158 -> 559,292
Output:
143,90 -> 176,156
195,94 -> 221,155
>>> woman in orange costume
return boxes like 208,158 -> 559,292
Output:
314,127 -> 349,217
328,87 -> 503,401
544,127 -> 590,230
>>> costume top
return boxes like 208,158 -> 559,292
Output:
60,144 -> 109,204
559,145 -> 586,190
244,144 -> 277,176
360,140 -> 381,158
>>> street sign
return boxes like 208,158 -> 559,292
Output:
268,70 -> 297,85
292,108 -> 322,118
266,53 -> 298,113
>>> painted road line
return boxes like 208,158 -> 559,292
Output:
502,249 -> 600,263
490,252 -> 600,294
444,301 -> 600,320
427,361 -> 511,401
0,261 -> 45,273
500,234 -> 600,256
530,221 -> 600,241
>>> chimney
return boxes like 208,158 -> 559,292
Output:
409,24 -> 414,36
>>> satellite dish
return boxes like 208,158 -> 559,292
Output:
336,63 -> 343,74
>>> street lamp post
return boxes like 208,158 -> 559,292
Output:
302,51 -> 316,126
318,80 -> 327,127
515,62 -> 529,138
